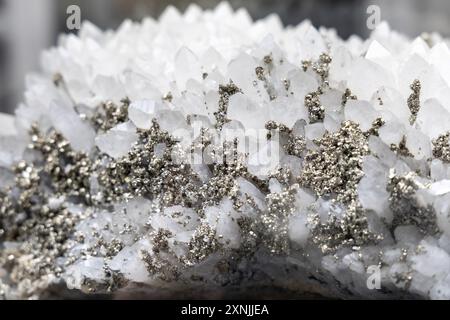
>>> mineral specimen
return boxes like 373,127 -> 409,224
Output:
2,2 -> 450,299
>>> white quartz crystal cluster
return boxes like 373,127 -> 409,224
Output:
2,2 -> 450,299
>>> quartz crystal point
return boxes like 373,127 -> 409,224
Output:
2,2 -> 450,299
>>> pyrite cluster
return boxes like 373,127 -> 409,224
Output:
2,2 -> 450,299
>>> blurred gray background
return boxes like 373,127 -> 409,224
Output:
1,0 -> 450,114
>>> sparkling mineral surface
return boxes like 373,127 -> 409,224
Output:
2,2 -> 450,299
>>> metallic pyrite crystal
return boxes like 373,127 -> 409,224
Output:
2,2 -> 450,300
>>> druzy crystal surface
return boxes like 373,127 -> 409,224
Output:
2,2 -> 450,299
